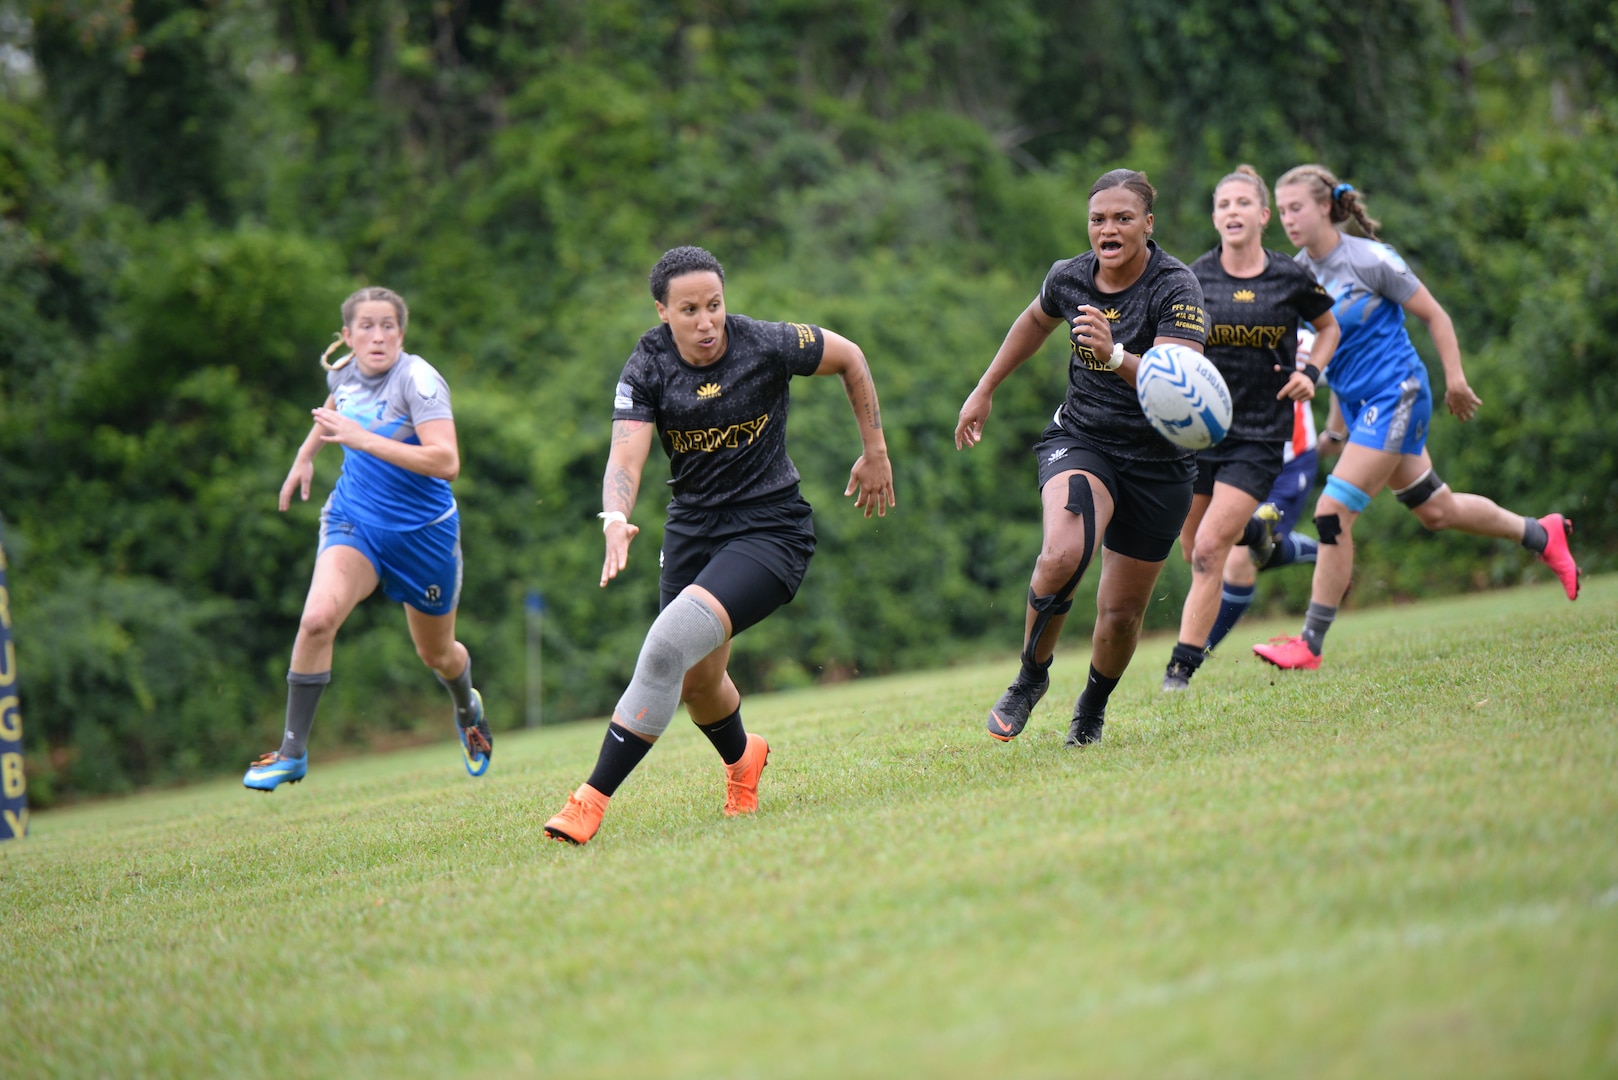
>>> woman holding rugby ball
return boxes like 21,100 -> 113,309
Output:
1253,166 -> 1581,671
956,168 -> 1207,747
1160,165 -> 1341,690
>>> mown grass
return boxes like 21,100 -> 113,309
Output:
4,576 -> 1616,1078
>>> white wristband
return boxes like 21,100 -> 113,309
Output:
598,511 -> 628,532
1106,342 -> 1125,371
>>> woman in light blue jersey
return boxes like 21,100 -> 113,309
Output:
1254,166 -> 1581,671
244,287 -> 492,791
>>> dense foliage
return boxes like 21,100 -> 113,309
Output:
3,0 -> 1613,800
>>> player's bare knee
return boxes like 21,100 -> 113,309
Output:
297,605 -> 343,643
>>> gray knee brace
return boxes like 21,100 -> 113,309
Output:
615,593 -> 727,738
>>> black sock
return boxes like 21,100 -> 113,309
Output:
1236,516 -> 1265,548
1170,641 -> 1207,674
1300,602 -> 1337,656
1075,664 -> 1120,716
1019,653 -> 1053,685
585,722 -> 655,797
1520,515 -> 1548,553
696,707 -> 749,765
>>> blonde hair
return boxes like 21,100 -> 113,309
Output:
1275,164 -> 1381,239
1214,163 -> 1269,209
321,287 -> 410,371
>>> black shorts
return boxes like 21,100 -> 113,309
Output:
1034,424 -> 1194,563
659,489 -> 817,636
1191,437 -> 1284,501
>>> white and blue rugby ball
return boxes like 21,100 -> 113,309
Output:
1136,343 -> 1232,451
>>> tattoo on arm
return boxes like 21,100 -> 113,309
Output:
606,465 -> 637,514
843,365 -> 882,432
611,419 -> 647,448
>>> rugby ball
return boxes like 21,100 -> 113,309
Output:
1136,344 -> 1232,450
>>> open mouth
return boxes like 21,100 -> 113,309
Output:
1100,240 -> 1123,255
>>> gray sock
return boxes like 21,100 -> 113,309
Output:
436,657 -> 477,725
1520,515 -> 1548,553
280,670 -> 331,759
1300,603 -> 1337,657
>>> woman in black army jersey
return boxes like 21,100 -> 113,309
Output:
544,246 -> 895,846
1160,165 -> 1340,690
956,168 -> 1207,747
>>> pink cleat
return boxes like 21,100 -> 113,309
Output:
1253,634 -> 1321,671
1537,514 -> 1581,601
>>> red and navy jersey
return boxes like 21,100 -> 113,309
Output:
1038,241 -> 1208,462
612,314 -> 825,508
1192,246 -> 1334,443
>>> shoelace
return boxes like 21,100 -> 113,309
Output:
249,752 -> 281,768
463,727 -> 491,755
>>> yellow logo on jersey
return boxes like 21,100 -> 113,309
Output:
1232,289 -> 1256,302
789,323 -> 816,349
1100,307 -> 1122,321
696,382 -> 722,400
667,414 -> 770,453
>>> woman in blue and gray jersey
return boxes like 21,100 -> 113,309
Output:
956,168 -> 1207,747
243,287 -> 492,791
1253,166 -> 1582,671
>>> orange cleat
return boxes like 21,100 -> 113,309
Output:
544,783 -> 611,846
1537,514 -> 1581,601
1253,634 -> 1321,670
723,733 -> 770,816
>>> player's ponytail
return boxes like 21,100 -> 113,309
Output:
320,333 -> 352,372
1277,164 -> 1382,240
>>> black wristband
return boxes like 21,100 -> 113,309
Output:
1300,363 -> 1322,385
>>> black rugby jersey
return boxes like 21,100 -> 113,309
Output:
1039,240 -> 1208,462
612,314 -> 826,508
1191,246 -> 1334,442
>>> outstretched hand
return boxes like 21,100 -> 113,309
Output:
956,388 -> 993,449
846,452 -> 896,518
278,459 -> 314,512
600,520 -> 641,587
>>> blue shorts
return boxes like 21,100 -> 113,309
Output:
1265,449 -> 1319,536
319,506 -> 463,615
1345,371 -> 1431,456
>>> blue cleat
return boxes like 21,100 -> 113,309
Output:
458,689 -> 492,777
244,750 -> 307,792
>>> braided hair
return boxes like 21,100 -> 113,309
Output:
1276,164 -> 1380,239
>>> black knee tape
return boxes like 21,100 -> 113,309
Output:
1315,513 -> 1342,545
1394,468 -> 1444,509
1023,476 -> 1099,667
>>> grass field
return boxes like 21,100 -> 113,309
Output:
4,576 -> 1616,1078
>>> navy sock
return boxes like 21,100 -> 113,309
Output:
696,707 -> 749,766
1205,582 -> 1256,651
1075,664 -> 1120,717
1268,533 -> 1318,568
1170,641 -> 1207,673
585,722 -> 655,797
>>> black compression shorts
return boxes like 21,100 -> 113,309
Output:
658,489 -> 816,636
1033,424 -> 1193,563
1191,437 -> 1285,502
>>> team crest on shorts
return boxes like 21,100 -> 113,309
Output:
425,584 -> 442,604
1046,447 -> 1068,465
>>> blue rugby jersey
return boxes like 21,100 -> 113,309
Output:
323,352 -> 457,530
1295,235 -> 1424,408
